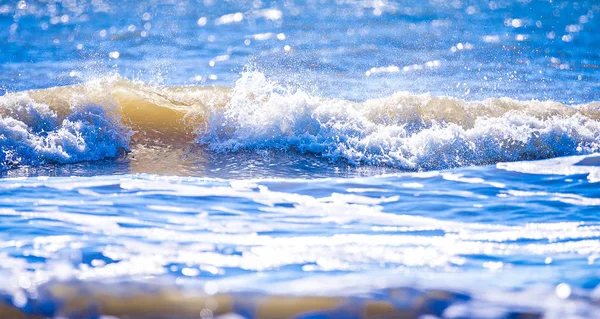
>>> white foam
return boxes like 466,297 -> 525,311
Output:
498,153 -> 600,182
0,94 -> 131,171
2,72 -> 600,171
202,71 -> 600,170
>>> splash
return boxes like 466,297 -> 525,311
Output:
202,71 -> 600,170
0,96 -> 130,171
2,73 -> 600,171
0,76 -> 228,171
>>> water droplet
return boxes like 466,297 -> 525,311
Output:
555,283 -> 571,299
181,267 -> 199,276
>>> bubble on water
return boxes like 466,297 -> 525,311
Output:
181,267 -> 200,276
204,282 -> 219,295
200,308 -> 213,319
555,283 -> 571,299
215,12 -> 243,25
12,291 -> 27,307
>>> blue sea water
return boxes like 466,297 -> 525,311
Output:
1,0 -> 600,318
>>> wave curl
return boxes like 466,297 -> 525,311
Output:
2,73 -> 600,171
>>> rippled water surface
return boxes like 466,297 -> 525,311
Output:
1,0 -> 600,318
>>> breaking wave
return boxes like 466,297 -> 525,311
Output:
1,72 -> 600,171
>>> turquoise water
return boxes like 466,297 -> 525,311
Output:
1,0 -> 600,318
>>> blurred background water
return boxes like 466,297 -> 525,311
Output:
1,0 -> 599,101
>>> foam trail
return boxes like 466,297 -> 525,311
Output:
1,73 -> 600,171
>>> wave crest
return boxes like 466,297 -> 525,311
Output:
202,71 -> 600,170
2,73 -> 600,171
0,92 -> 131,170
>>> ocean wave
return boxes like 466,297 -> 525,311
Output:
0,77 -> 224,171
203,72 -> 600,170
1,73 -> 600,171
0,93 -> 131,171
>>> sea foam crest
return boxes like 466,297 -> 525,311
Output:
0,94 -> 131,171
2,73 -> 600,171
202,71 -> 600,170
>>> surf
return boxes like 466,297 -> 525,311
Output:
3,76 -> 230,141
1,71 -> 600,173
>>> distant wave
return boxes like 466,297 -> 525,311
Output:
1,72 -> 600,171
